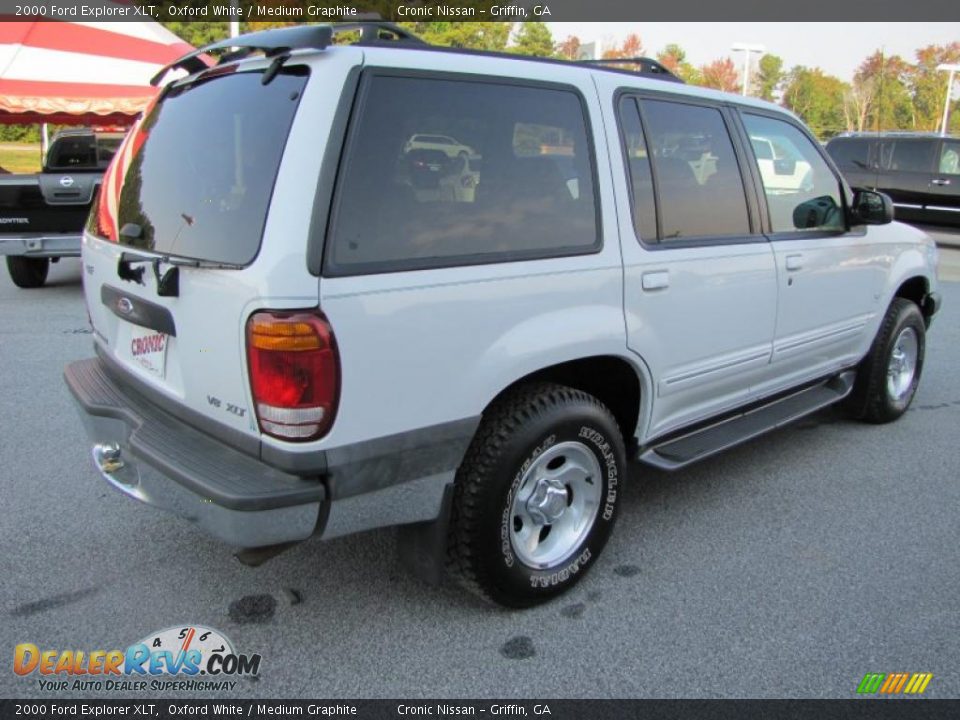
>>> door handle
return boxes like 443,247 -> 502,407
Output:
785,254 -> 803,271
641,271 -> 670,290
932,178 -> 951,186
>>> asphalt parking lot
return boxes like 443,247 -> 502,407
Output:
1,245 -> 958,700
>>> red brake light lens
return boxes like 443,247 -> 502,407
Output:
246,311 -> 340,441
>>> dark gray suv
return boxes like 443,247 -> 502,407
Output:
826,132 -> 960,227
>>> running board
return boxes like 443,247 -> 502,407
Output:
639,371 -> 856,471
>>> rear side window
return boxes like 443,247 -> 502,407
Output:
327,74 -> 599,274
827,139 -> 870,171
886,140 -> 935,173
115,68 -> 307,265
639,99 -> 750,240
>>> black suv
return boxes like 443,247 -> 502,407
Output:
826,132 -> 960,227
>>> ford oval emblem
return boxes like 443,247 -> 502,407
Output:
117,297 -> 134,315
59,175 -> 75,188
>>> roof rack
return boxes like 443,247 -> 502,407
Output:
150,23 -> 428,86
333,22 -> 426,46
151,24 -> 684,88
577,57 -> 683,83
150,25 -> 333,85
834,130 -> 956,139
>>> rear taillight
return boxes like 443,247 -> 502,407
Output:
246,311 -> 340,441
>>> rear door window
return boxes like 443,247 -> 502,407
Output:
326,73 -> 599,275
885,140 -> 936,173
637,98 -> 751,241
114,67 -> 307,265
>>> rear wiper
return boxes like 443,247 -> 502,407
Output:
117,250 -> 243,298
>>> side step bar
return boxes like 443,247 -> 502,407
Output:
639,371 -> 856,471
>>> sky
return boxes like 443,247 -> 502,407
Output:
547,23 -> 960,81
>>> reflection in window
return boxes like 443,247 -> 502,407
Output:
940,142 -> 960,175
330,76 -> 598,272
640,100 -> 750,240
888,140 -> 935,173
743,114 -> 845,233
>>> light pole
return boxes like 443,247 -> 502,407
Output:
732,43 -> 765,97
230,0 -> 240,39
937,63 -> 960,136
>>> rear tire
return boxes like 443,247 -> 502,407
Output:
6,256 -> 49,289
447,383 -> 625,608
847,298 -> 925,423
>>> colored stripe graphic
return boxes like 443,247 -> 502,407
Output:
857,672 -> 933,695
879,673 -> 908,694
904,673 -> 933,694
857,673 -> 885,694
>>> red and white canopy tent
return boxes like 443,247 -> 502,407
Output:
0,17 -> 195,127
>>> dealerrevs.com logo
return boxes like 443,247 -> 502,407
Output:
14,625 -> 261,693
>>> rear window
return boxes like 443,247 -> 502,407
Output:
47,136 -> 98,170
326,74 -> 599,275
115,67 -> 307,265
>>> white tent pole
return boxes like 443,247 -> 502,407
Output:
40,123 -> 49,165
230,0 -> 240,38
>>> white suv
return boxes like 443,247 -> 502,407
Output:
66,24 -> 941,608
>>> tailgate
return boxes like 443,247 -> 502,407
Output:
83,60 -> 324,444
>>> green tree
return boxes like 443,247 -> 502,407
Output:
782,66 -> 849,139
510,22 -> 554,57
396,22 -> 512,51
0,125 -> 42,143
755,54 -> 784,101
656,43 -> 700,84
853,51 -> 914,131
908,43 -> 960,132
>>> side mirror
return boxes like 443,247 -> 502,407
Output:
850,189 -> 894,225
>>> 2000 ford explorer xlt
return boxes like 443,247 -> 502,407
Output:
65,24 -> 941,607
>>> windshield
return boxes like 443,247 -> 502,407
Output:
115,66 -> 308,265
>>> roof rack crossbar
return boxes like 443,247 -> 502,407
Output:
577,56 -> 683,83
331,22 -> 427,45
150,25 -> 334,86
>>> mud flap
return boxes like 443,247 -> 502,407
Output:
396,483 -> 455,586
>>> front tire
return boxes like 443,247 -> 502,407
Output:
6,256 -> 50,289
447,383 -> 625,608
847,298 -> 926,423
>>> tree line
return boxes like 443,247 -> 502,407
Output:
163,21 -> 960,139
3,21 -> 957,142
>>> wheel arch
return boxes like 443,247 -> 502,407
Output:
484,354 -> 647,451
893,275 -> 934,322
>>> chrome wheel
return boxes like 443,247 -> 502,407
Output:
509,441 -> 603,569
886,327 -> 918,401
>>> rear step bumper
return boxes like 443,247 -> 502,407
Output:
64,357 -> 325,548
0,233 -> 82,257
